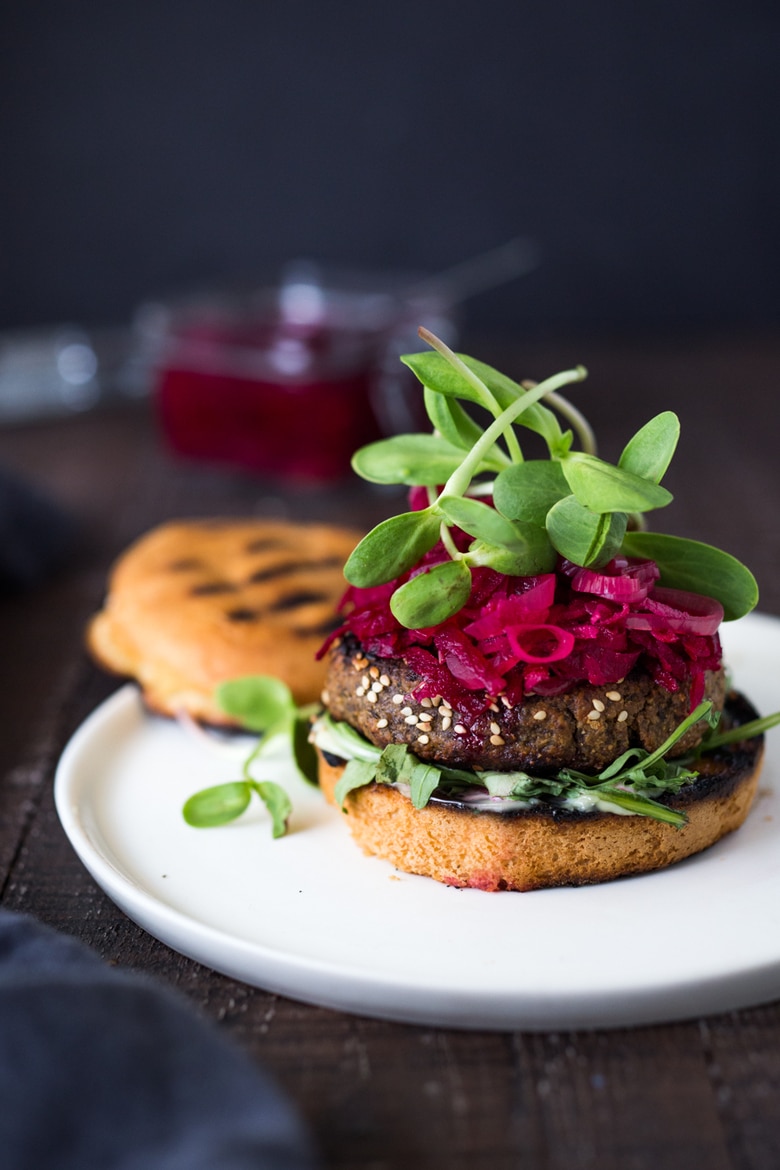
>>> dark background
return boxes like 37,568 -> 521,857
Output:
1,0 -> 778,338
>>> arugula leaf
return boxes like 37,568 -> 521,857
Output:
588,785 -> 687,826
408,760 -> 442,809
375,742 -> 411,785
700,709 -> 780,750
334,758 -> 378,807
312,716 -> 383,763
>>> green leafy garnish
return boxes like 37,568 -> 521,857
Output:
341,327 -> 758,628
390,559 -> 473,628
618,410 -> 680,483
344,508 -> 442,588
182,676 -> 316,838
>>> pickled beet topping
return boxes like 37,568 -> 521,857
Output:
323,552 -> 723,718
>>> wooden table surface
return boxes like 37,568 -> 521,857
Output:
2,331 -> 779,1169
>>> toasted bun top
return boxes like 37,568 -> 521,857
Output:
87,518 -> 360,721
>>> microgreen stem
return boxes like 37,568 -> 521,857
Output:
242,743 -> 262,780
439,520 -> 462,560
439,366 -> 588,502
465,480 -> 496,497
545,390 -> 598,455
241,727 -> 283,780
418,326 -> 524,464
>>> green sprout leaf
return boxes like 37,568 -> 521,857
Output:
344,508 -> 442,587
423,386 -> 488,452
352,433 -> 501,486
493,460 -> 571,524
182,774 -> 292,838
619,411 -> 680,483
185,677 -> 306,838
251,780 -> 292,839
466,523 -> 557,576
390,558 -> 473,628
438,494 -> 530,549
466,542 -> 547,576
546,495 -> 627,566
619,531 -> 759,620
334,757 -> 378,807
401,350 -> 496,409
402,349 -> 574,457
215,675 -> 293,734
183,781 -> 252,827
561,452 -> 673,514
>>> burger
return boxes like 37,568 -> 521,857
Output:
309,329 -> 772,891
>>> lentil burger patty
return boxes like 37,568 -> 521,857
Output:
324,634 -> 727,773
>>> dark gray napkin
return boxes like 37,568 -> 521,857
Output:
0,910 -> 317,1170
0,465 -> 76,590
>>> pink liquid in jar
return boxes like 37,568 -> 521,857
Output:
153,308 -> 386,480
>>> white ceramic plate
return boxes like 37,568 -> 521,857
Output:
55,612 -> 780,1031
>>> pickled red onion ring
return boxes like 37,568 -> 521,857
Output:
571,557 -> 660,603
506,624 -> 575,664
625,587 -> 723,636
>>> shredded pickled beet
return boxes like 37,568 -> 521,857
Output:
318,548 -> 723,718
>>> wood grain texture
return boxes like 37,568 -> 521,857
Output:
1,334 -> 779,1169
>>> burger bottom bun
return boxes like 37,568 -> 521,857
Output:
317,696 -> 764,892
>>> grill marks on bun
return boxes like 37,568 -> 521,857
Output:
160,536 -> 348,632
86,518 -> 361,722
